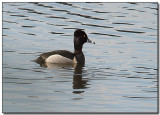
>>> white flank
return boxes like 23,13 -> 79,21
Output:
46,54 -> 73,63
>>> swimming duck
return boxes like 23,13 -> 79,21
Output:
35,29 -> 95,64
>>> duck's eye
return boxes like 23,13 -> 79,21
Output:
83,35 -> 86,37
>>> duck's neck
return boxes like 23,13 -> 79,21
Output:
74,49 -> 85,64
74,43 -> 83,51
74,49 -> 82,54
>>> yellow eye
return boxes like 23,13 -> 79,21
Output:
83,35 -> 86,37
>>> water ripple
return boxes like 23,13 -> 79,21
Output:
47,23 -> 68,27
33,3 -> 54,8
24,18 -> 42,22
142,90 -> 157,92
20,32 -> 36,36
18,8 -> 34,11
90,32 -> 121,37
3,20 -> 18,24
82,23 -> 113,28
46,16 -> 68,19
112,22 -> 134,25
67,12 -> 106,20
3,10 -> 18,13
21,25 -> 35,28
123,96 -> 157,99
133,66 -> 156,70
57,2 -> 79,8
4,82 -> 32,84
144,7 -> 158,10
49,32 -> 64,34
116,29 -> 145,34
136,41 -> 157,44
50,8 -> 70,13
92,11 -> 110,13
142,27 -> 157,30
10,14 -> 28,17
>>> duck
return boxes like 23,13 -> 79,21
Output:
35,29 -> 95,64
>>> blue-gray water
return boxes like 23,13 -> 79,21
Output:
3,2 -> 158,113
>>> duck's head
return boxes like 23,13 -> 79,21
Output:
74,29 -> 95,48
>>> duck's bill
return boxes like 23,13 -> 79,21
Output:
87,38 -> 95,44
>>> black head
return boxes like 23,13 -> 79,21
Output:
74,29 -> 88,45
74,29 -> 95,51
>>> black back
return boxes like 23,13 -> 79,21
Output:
35,50 -> 74,64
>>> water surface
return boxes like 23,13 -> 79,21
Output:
3,2 -> 158,113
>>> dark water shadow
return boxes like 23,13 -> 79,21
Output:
72,63 -> 88,94
116,29 -> 145,34
37,62 -> 89,94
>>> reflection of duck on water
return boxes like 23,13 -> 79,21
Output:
72,63 -> 88,94
36,62 -> 88,94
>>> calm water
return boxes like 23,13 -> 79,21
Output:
3,2 -> 158,113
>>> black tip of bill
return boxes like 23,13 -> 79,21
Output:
88,38 -> 95,44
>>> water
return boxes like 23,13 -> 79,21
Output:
2,2 -> 158,113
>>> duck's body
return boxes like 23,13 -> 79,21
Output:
36,50 -> 77,64
35,29 -> 94,64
